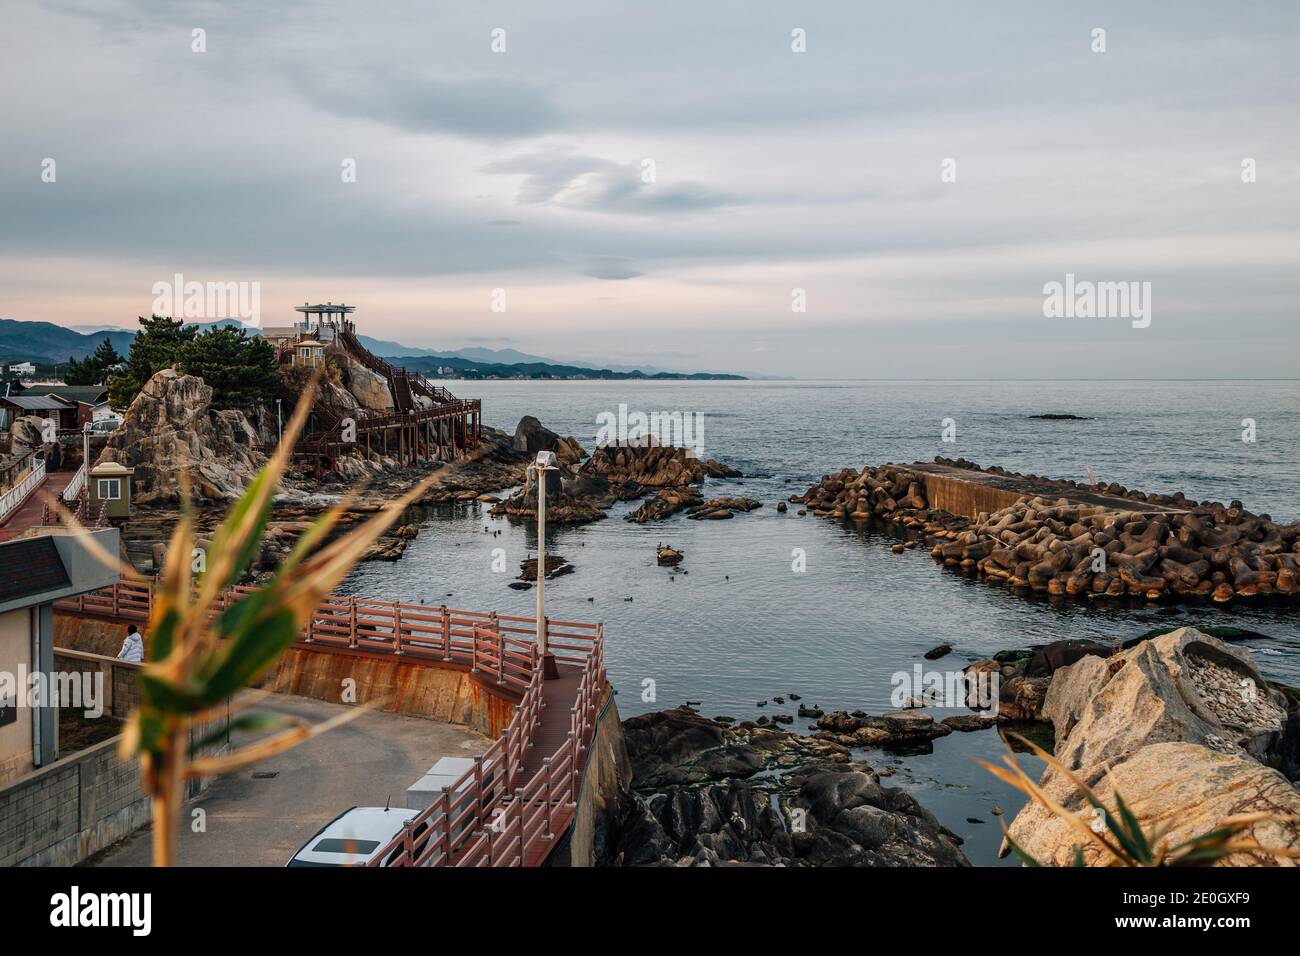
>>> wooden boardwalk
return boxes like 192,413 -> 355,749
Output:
0,471 -> 72,543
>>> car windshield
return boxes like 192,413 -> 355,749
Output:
312,838 -> 380,855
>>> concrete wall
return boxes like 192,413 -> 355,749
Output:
53,613 -> 128,659
0,607 -> 33,786
0,735 -> 148,867
551,689 -> 629,867
261,645 -> 517,738
918,473 -> 1027,520
0,725 -> 230,868
51,648 -> 143,720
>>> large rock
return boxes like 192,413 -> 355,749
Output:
99,369 -> 270,504
1006,628 -> 1300,866
581,443 -> 706,487
338,353 -> 393,412
1009,742 -> 1300,867
1043,628 -> 1287,766
512,416 -> 585,465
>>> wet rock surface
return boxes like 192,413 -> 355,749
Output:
602,708 -> 969,866
494,439 -> 744,526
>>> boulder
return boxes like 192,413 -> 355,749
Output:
338,353 -> 394,411
1008,742 -> 1300,866
512,416 -> 586,465
1006,628 -> 1299,865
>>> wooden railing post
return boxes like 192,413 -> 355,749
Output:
541,757 -> 553,839
472,756 -> 484,829
348,596 -> 358,648
393,603 -> 403,655
567,730 -> 580,801
401,819 -> 414,866
440,605 -> 451,660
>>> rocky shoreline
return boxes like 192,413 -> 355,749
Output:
603,627 -> 1300,867
600,707 -> 969,866
798,457 -> 1300,605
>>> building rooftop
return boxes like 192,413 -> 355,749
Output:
295,303 -> 355,314
0,529 -> 121,612
0,537 -> 71,603
34,385 -> 109,405
0,395 -> 72,410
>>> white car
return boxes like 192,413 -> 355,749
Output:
287,806 -> 422,867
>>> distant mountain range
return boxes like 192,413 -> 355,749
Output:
390,354 -> 744,381
0,318 -> 745,380
0,320 -> 137,364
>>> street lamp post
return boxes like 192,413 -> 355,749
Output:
530,450 -> 560,680
82,422 -> 91,495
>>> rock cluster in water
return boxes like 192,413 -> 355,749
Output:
798,458 -> 1300,604
493,439 -> 746,525
601,708 -> 969,866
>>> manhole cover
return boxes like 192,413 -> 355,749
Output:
251,771 -> 279,779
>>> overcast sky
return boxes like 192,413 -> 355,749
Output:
2,1 -> 1297,377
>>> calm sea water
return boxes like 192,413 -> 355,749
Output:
341,380 -> 1300,864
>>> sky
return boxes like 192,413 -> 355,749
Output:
1,0 -> 1298,378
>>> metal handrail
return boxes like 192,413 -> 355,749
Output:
0,457 -> 46,524
62,462 -> 87,502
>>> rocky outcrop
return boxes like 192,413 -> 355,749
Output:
627,486 -> 703,523
490,426 -> 746,526
99,369 -> 271,505
581,443 -> 706,487
490,466 -> 612,524
7,415 -> 75,471
512,416 -> 585,465
1005,628 -> 1300,866
686,496 -> 761,520
604,708 -> 968,866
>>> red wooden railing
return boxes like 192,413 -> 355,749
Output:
55,580 -> 608,866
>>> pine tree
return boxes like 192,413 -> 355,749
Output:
66,337 -> 125,386
176,325 -> 281,409
90,337 -> 123,376
107,315 -> 197,410
65,354 -> 99,385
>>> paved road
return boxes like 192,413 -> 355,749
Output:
90,694 -> 489,867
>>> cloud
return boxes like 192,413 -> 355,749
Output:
482,148 -> 736,215
294,68 -> 563,140
573,254 -> 643,280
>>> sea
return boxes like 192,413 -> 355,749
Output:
340,379 -> 1300,865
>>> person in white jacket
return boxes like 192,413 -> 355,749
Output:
117,624 -> 144,663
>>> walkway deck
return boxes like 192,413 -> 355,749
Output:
55,580 -> 608,868
0,471 -> 72,542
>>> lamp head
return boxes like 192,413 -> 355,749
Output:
534,450 -> 557,469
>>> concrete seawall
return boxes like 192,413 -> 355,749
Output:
550,688 -> 629,867
907,462 -> 1184,520
261,644 -> 517,738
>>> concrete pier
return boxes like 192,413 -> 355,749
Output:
905,462 -> 1186,520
